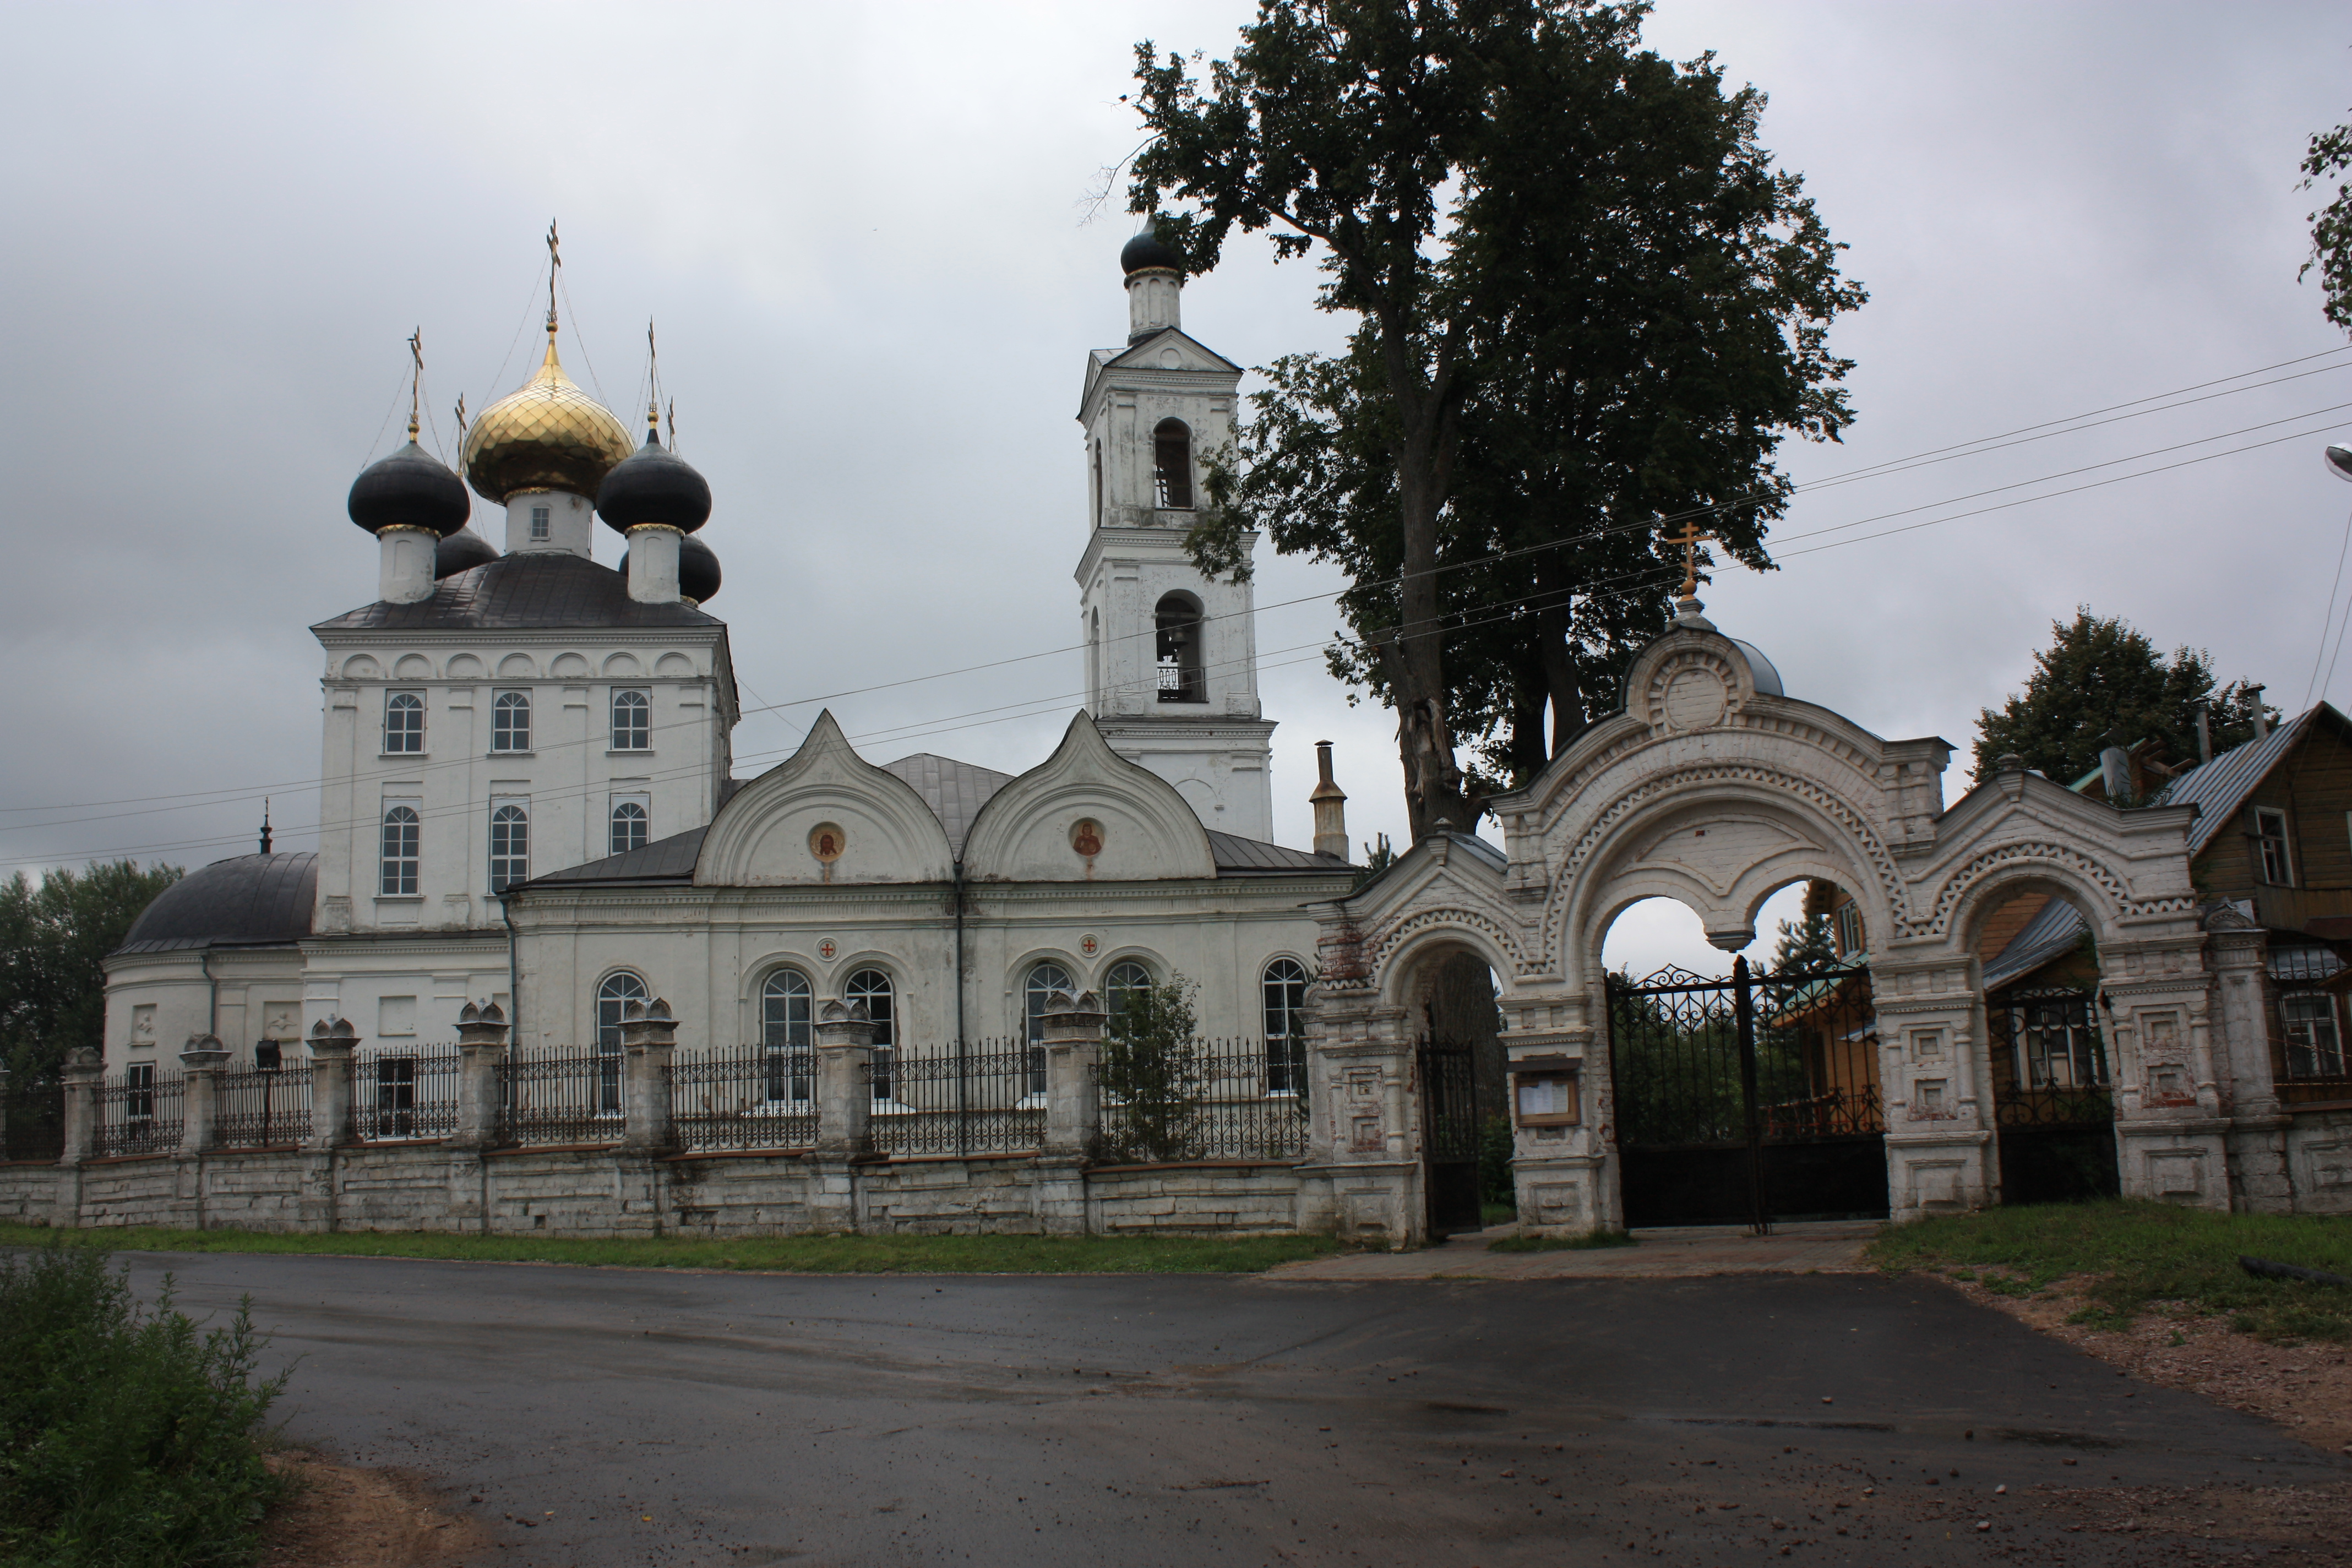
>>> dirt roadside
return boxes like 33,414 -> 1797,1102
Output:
259,1450 -> 493,1568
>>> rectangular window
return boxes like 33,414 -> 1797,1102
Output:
489,799 -> 530,892
1833,902 -> 1863,958
610,689 -> 651,750
2007,992 -> 2110,1090
2282,993 -> 2348,1079
2257,807 -> 2293,886
379,802 -> 421,895
491,690 -> 531,752
529,505 -> 550,540
383,692 -> 424,754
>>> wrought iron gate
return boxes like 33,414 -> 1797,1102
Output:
1988,988 -> 2120,1205
1417,1037 -> 1483,1237
1607,957 -> 1888,1231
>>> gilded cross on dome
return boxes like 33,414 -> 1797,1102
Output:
1664,518 -> 1712,601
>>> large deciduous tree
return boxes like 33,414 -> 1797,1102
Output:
1972,609 -> 2272,788
2301,105 -> 2352,332
0,861 -> 181,1091
1130,0 -> 1864,833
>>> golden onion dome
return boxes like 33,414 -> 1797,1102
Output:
459,329 -> 635,504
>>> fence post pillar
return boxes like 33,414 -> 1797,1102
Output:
178,1035 -> 229,1155
306,1017 -> 358,1150
621,998 -> 678,1152
814,1000 -> 874,1156
451,1001 -> 509,1149
1042,989 -> 1106,1158
60,1048 -> 102,1166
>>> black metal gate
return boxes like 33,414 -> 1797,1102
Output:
1989,988 -> 2120,1205
1607,957 -> 1888,1231
1417,1037 -> 1483,1237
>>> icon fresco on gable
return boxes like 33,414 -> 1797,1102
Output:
1070,819 -> 1104,858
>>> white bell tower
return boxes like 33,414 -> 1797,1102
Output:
1075,230 -> 1276,842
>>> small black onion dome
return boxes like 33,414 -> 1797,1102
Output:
433,528 -> 499,578
618,533 -> 722,605
596,429 -> 711,535
1120,226 -> 1184,276
347,439 -> 470,537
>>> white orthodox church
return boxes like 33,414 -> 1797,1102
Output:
101,233 -> 1356,1072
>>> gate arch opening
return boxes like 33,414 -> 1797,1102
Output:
1973,884 -> 2120,1205
1393,940 -> 1502,1238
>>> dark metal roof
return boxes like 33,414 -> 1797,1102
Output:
311,552 -> 722,634
881,753 -> 1014,856
1206,830 -> 1353,878
524,826 -> 707,888
115,853 -> 317,954
2147,706 -> 2335,855
1981,896 -> 2088,992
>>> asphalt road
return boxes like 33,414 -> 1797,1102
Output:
127,1251 -> 2342,1567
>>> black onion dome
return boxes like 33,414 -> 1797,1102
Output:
1120,227 -> 1184,276
618,533 -> 722,605
596,430 -> 711,536
434,529 -> 499,578
348,440 -> 470,537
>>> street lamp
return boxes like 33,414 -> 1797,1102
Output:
2327,444 -> 2352,481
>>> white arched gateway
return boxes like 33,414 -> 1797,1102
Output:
1299,600 -> 2229,1244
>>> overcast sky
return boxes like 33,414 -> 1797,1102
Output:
2,1 -> 2346,978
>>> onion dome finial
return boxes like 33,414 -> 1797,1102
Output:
1120,220 -> 1184,277
595,407 -> 711,535
457,328 -> 635,505
348,439 -> 470,537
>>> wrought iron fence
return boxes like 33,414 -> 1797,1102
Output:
498,1046 -> 623,1146
350,1049 -> 461,1142
2,1080 -> 65,1162
1093,1037 -> 1310,1163
1987,989 -> 2115,1129
669,1048 -> 816,1151
94,1068 -> 184,1158
865,1041 -> 1041,1156
214,1064 -> 313,1147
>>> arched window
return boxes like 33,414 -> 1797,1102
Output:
1092,439 -> 1105,525
492,691 -> 531,753
610,799 -> 649,856
1024,961 -> 1075,1096
1155,594 -> 1205,704
384,692 -> 424,754
847,968 -> 895,1102
379,805 -> 420,896
1263,958 -> 1309,1095
763,968 -> 814,1102
595,971 -> 647,1116
1152,418 -> 1194,509
488,803 -> 529,892
1104,959 -> 1153,1025
611,689 -> 650,751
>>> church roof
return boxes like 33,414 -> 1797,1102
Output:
115,852 -> 318,954
1205,830 -> 1352,876
311,552 -> 722,634
527,826 -> 709,887
880,753 -> 1014,855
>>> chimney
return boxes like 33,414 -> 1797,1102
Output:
2099,741 -> 2131,802
1309,741 -> 1350,861
2250,685 -> 2270,741
2194,699 -> 2212,766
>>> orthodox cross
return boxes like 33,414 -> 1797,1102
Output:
405,327 -> 423,440
453,393 -> 467,439
1665,519 -> 1712,600
646,318 -> 662,437
545,217 -> 562,331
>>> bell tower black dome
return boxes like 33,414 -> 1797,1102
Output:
1120,228 -> 1184,277
347,440 -> 470,537
596,427 -> 712,535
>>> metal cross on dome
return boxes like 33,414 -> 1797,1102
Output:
1664,519 -> 1712,600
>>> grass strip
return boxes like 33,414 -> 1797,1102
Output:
1486,1229 -> 1637,1254
1867,1199 -> 2352,1343
0,1222 -> 1347,1276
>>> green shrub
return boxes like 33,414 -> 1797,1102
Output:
0,1238 -> 287,1567
1096,976 -> 1206,1164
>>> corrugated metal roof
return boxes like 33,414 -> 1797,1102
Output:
525,827 -> 706,887
115,853 -> 318,952
1981,896 -> 2088,991
2147,708 -> 2322,854
311,553 -> 722,634
1206,830 -> 1352,876
880,753 -> 1013,855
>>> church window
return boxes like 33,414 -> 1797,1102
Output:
1104,959 -> 1153,1022
1023,962 -> 1076,1096
595,971 -> 647,1115
1152,418 -> 1194,509
530,505 -> 550,541
847,968 -> 895,1102
384,692 -> 424,754
379,805 -> 420,895
1262,958 -> 1309,1095
1155,594 -> 1205,703
609,798 -> 649,856
762,968 -> 814,1103
1092,440 -> 1104,526
489,802 -> 530,892
611,689 -> 651,750
491,691 -> 531,752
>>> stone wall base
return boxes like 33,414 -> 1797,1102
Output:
2116,1119 -> 2233,1211
2283,1109 -> 2352,1214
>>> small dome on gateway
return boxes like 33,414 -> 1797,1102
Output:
348,439 -> 469,538
1120,226 -> 1184,277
